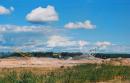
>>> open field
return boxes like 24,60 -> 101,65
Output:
0,63 -> 130,83
0,57 -> 130,83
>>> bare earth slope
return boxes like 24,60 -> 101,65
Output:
0,57 -> 103,68
0,57 -> 130,68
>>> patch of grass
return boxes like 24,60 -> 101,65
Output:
0,64 -> 130,83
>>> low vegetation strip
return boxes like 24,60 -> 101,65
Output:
0,64 -> 130,83
1,52 -> 130,59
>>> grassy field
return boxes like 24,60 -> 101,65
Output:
0,64 -> 130,83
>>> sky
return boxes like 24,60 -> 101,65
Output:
0,0 -> 130,53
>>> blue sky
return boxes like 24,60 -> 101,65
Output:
0,0 -> 130,53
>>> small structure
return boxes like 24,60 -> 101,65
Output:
53,53 -> 61,58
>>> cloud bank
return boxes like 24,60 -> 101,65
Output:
47,35 -> 76,47
96,41 -> 112,49
64,20 -> 96,29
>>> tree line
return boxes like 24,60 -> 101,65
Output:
0,52 -> 130,59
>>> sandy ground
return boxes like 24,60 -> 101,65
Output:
0,57 -> 130,68
0,57 -> 103,68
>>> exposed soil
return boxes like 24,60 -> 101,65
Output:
0,57 -> 130,68
0,57 -> 102,68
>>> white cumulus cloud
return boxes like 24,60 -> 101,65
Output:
47,35 -> 76,47
0,5 -> 14,15
26,5 -> 59,22
46,35 -> 90,52
78,40 -> 89,47
96,41 -> 112,48
64,20 -> 96,29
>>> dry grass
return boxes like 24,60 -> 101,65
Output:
0,63 -> 130,83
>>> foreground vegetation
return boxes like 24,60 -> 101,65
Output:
0,64 -> 130,83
